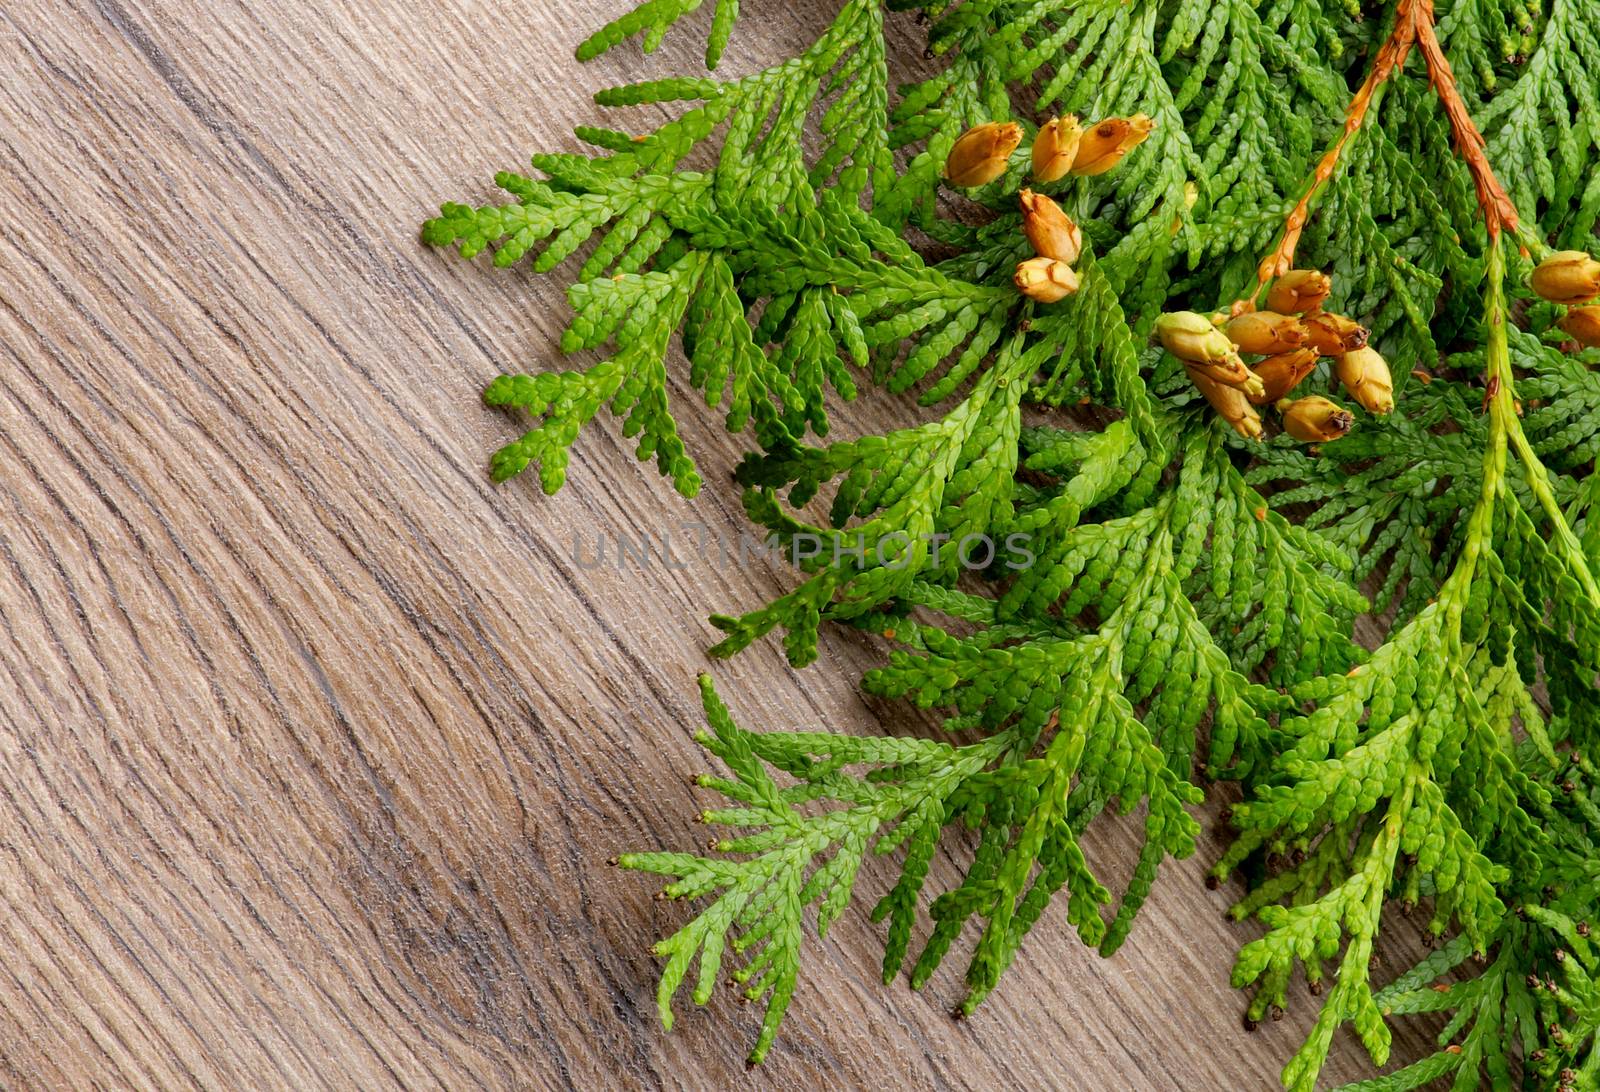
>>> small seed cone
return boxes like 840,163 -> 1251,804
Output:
1071,114 -> 1154,176
1157,311 -> 1237,365
1266,270 -> 1332,314
1532,251 -> 1600,305
1248,348 -> 1318,405
1335,346 -> 1395,414
1031,116 -> 1082,183
1532,251 -> 1600,306
1019,189 -> 1082,264
1014,257 -> 1080,303
945,121 -> 1023,187
1187,365 -> 1263,440
1559,306 -> 1600,348
1187,358 -> 1265,399
1279,395 -> 1354,443
1303,311 -> 1369,355
1226,311 -> 1309,355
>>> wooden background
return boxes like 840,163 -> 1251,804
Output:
0,1 -> 1442,1088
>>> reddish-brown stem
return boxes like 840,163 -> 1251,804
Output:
1411,1 -> 1520,242
1237,0 -> 1519,313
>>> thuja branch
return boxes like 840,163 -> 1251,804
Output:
425,0 -> 1600,1082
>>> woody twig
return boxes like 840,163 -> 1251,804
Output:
1238,0 -> 1522,314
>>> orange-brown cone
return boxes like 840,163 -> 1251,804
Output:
1303,311 -> 1369,355
1266,270 -> 1332,314
1226,311 -> 1309,355
1019,189 -> 1082,264
1531,251 -> 1600,305
1014,257 -> 1080,303
1249,349 -> 1319,405
1070,115 -> 1153,176
945,121 -> 1024,187
1279,395 -> 1354,443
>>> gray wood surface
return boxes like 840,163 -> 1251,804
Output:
0,1 -> 1443,1088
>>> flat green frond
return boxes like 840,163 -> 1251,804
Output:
484,252 -> 706,493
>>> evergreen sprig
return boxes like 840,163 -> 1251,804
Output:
425,0 -> 1600,1083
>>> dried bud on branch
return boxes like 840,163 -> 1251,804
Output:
944,121 -> 1023,187
1019,190 -> 1082,264
1226,311 -> 1309,354
1531,251 -> 1600,305
1031,116 -> 1082,183
1335,346 -> 1395,414
1279,396 -> 1354,443
1013,257 -> 1079,303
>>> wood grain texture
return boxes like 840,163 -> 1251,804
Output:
0,2 -> 1443,1088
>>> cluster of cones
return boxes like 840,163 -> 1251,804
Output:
1166,250 -> 1600,443
940,119 -> 1389,445
1158,271 -> 1393,443
940,116 -> 1600,445
942,116 -> 1153,305
943,114 -> 1154,191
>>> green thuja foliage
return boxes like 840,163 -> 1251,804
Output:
425,0 -> 1600,1084
1334,751 -> 1600,1090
